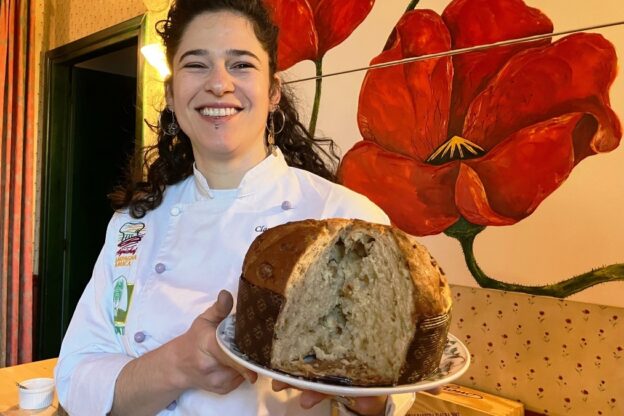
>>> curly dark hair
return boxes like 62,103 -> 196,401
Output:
110,0 -> 340,218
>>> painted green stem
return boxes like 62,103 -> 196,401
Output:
406,0 -> 420,12
445,218 -> 624,297
308,59 -> 323,137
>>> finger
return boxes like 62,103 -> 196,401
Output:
426,387 -> 442,395
339,395 -> 387,415
272,380 -> 290,392
195,291 -> 257,384
207,372 -> 246,395
208,341 -> 257,384
300,390 -> 329,409
198,290 -> 234,327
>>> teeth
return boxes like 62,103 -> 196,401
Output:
199,107 -> 238,117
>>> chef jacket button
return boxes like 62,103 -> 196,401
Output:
170,206 -> 181,216
281,200 -> 292,210
166,400 -> 177,411
134,331 -> 146,343
155,263 -> 166,274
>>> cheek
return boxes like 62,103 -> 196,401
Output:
173,87 -> 191,106
171,75 -> 202,105
249,84 -> 272,111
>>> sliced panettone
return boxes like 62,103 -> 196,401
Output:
235,218 -> 452,386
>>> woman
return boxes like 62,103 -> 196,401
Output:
55,0 -> 414,415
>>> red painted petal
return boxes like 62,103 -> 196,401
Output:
264,0 -> 318,70
357,10 -> 452,161
339,141 -> 459,236
313,0 -> 375,56
464,33 -> 621,156
442,0 -> 553,137
457,113 -> 586,225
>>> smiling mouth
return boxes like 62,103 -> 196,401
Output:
198,107 -> 240,117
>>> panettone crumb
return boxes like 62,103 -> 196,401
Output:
271,225 -> 416,384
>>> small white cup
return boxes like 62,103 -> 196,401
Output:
18,377 -> 55,410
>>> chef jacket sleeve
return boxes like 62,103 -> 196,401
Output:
54,213 -> 134,416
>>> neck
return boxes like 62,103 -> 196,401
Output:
194,146 -> 270,189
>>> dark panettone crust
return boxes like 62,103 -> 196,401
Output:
234,276 -> 284,366
242,220 -> 326,295
398,311 -> 452,384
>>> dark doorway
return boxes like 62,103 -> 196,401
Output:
66,62 -> 137,320
38,16 -> 143,359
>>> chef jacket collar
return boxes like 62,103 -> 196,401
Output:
192,148 -> 290,202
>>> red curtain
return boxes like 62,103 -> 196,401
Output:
0,0 -> 36,366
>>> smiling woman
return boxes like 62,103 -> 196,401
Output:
111,0 -> 344,218
165,11 -> 278,183
53,1 -> 408,416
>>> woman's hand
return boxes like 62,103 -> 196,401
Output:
111,290 -> 256,415
168,290 -> 257,393
272,380 -> 387,415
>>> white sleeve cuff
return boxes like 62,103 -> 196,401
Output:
56,353 -> 134,416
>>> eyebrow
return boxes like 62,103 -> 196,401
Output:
178,48 -> 261,62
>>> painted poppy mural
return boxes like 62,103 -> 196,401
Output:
263,0 -> 375,134
263,0 -> 375,70
341,1 -> 620,235
336,0 -> 623,297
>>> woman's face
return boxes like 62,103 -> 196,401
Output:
167,11 -> 279,170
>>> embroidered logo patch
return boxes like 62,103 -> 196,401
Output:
113,276 -> 135,335
115,222 -> 146,267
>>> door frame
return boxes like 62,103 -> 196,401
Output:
37,15 -> 145,359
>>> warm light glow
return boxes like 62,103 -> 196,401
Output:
141,43 -> 171,79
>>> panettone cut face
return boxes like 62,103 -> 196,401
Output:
236,219 -> 451,386
269,223 -> 419,385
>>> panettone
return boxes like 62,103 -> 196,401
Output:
234,218 -> 452,386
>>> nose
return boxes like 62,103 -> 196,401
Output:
204,65 -> 234,96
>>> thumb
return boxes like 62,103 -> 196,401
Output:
197,290 -> 257,383
199,290 -> 234,327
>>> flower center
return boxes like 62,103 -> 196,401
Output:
426,135 -> 485,165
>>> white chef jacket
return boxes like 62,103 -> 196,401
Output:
55,149 -> 415,416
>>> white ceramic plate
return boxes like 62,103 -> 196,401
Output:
216,315 -> 470,397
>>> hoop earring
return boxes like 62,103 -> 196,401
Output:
273,106 -> 286,135
266,106 -> 286,156
165,110 -> 180,136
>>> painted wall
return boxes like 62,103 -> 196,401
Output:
46,0 -> 146,49
284,0 -> 624,308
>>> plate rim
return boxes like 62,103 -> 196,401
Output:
216,314 -> 470,396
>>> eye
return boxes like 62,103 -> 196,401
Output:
183,62 -> 206,69
231,62 -> 255,70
